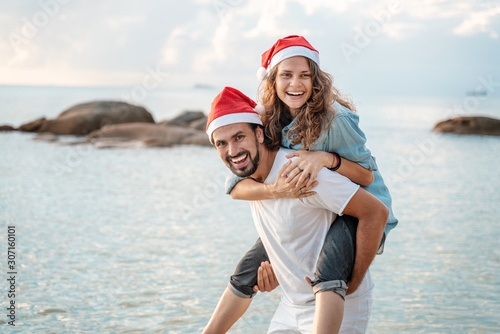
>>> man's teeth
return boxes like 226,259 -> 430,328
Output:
231,154 -> 247,163
288,92 -> 304,96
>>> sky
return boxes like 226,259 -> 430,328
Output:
1,0 -> 500,96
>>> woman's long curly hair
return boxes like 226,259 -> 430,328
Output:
258,58 -> 355,150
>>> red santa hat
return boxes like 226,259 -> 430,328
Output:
257,35 -> 320,81
206,87 -> 264,143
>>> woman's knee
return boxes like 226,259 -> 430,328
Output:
228,238 -> 269,298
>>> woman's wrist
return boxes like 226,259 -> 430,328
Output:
322,151 -> 333,168
328,152 -> 341,171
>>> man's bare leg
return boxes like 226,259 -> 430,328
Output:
203,288 -> 252,334
313,291 -> 344,334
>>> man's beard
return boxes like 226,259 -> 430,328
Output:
226,138 -> 260,177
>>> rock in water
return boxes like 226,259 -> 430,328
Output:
0,125 -> 15,131
86,122 -> 211,147
161,110 -> 208,131
18,101 -> 155,135
433,116 -> 500,136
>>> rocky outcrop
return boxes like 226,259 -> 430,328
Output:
433,116 -> 500,136
18,101 -> 154,135
86,122 -> 211,148
160,110 -> 208,131
0,125 -> 15,131
6,100 -> 212,148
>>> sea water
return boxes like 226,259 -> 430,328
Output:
0,86 -> 499,333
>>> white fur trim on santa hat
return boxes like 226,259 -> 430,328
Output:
269,45 -> 320,72
206,112 -> 263,143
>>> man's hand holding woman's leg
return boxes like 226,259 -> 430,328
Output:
253,261 -> 279,293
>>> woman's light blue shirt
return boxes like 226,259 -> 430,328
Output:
225,101 -> 398,238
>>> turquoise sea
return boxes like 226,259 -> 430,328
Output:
1,85 -> 499,333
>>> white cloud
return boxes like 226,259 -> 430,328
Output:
382,22 -> 424,40
239,0 -> 288,38
0,0 -> 499,95
161,27 -> 189,65
401,0 -> 467,20
288,0 -> 351,15
192,23 -> 230,73
453,6 -> 500,37
105,15 -> 145,29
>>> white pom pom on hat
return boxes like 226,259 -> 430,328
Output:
256,67 -> 268,81
254,104 -> 265,115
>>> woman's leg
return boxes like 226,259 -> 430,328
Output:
229,238 -> 270,298
310,215 -> 358,334
313,291 -> 345,334
311,215 -> 358,297
340,270 -> 374,334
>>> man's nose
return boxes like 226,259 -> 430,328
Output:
228,141 -> 239,156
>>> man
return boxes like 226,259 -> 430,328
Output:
204,87 -> 388,333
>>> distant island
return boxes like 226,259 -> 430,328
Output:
465,89 -> 488,97
193,83 -> 217,90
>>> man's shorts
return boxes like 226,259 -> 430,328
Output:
267,270 -> 374,334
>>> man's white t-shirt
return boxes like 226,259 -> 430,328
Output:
249,148 -> 360,306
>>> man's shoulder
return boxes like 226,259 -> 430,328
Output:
264,148 -> 294,185
278,147 -> 294,156
273,148 -> 294,164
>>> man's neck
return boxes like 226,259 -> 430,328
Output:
250,147 -> 279,183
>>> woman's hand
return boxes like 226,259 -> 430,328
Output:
271,160 -> 318,199
283,150 -> 332,188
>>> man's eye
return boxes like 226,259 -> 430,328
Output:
236,135 -> 244,140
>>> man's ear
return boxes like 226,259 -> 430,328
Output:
255,126 -> 265,144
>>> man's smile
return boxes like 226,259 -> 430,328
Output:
228,152 -> 249,169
